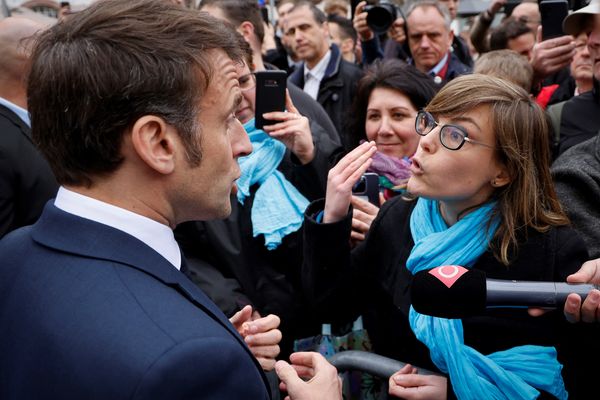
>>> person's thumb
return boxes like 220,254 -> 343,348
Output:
229,305 -> 253,332
275,360 -> 301,386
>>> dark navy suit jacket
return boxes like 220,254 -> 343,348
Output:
0,203 -> 271,399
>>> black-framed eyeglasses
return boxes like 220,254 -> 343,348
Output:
415,110 -> 495,151
239,72 -> 256,91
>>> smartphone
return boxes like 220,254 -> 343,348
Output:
540,0 -> 569,41
352,173 -> 380,206
254,70 -> 287,129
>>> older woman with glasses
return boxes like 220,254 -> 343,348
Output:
299,74 -> 595,399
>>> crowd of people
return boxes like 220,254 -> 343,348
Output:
1,0 -> 600,399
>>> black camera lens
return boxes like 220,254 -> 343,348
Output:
365,4 -> 398,34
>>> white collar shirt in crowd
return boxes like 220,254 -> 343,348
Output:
0,96 -> 30,127
303,49 -> 331,100
428,52 -> 449,77
54,186 -> 182,270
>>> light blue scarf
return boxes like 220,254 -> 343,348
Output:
237,118 -> 309,250
407,197 -> 568,400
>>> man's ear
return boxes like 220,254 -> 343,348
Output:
130,115 -> 177,175
322,20 -> 330,38
447,28 -> 454,47
239,21 -> 256,43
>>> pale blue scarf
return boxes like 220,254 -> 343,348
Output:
236,118 -> 309,250
406,197 -> 568,400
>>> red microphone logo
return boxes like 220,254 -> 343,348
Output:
428,265 -> 469,288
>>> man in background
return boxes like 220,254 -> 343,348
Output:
0,16 -> 57,238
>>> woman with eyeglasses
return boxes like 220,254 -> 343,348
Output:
300,74 -> 595,399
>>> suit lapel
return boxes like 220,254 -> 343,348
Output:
32,203 -> 270,389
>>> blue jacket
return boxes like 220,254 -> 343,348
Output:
0,203 -> 271,400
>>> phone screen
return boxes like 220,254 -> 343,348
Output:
540,0 -> 569,40
254,71 -> 287,129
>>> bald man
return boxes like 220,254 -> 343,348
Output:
0,17 -> 57,237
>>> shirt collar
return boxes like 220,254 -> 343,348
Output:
54,186 -> 181,270
304,49 -> 332,82
0,96 -> 30,127
428,52 -> 449,76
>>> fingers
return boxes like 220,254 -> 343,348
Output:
323,142 -> 377,223
275,360 -> 303,387
257,356 -> 277,372
567,258 -> 600,284
329,141 -> 377,180
229,305 -> 253,332
564,293 -> 582,323
580,289 -> 600,323
249,344 -> 281,360
245,328 -> 282,347
351,195 -> 379,215
246,313 -> 281,333
285,90 -> 298,115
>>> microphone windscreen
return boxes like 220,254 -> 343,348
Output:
411,266 -> 487,319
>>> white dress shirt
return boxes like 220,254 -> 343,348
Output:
0,96 -> 30,127
54,186 -> 182,270
303,50 -> 332,100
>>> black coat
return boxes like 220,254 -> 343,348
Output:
0,103 -> 57,237
289,44 -> 364,152
556,80 -> 600,157
303,196 -> 597,399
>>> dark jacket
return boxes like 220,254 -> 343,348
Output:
0,103 -> 57,237
0,204 -> 270,399
176,125 -> 343,358
441,51 -> 471,84
361,35 -> 473,69
289,44 -> 364,151
555,80 -> 600,157
552,134 -> 600,259
303,197 -> 596,399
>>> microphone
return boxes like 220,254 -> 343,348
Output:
410,265 -> 600,319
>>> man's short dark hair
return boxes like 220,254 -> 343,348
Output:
289,1 -> 327,24
490,18 -> 533,51
327,14 -> 357,46
200,0 -> 265,45
28,0 -> 243,186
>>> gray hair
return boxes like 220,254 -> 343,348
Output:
405,0 -> 452,30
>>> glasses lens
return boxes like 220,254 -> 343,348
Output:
416,112 -> 431,136
239,73 -> 256,91
440,126 -> 465,150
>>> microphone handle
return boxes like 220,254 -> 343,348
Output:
486,279 -> 600,308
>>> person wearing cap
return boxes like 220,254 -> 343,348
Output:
551,0 -> 600,156
554,2 -> 600,325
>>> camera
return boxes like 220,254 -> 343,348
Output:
364,1 -> 402,34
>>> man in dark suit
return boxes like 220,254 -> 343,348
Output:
0,17 -> 57,238
0,1 -> 280,398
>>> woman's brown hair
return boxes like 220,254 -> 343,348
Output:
424,74 -> 568,265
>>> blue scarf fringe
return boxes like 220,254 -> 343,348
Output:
406,198 -> 567,400
236,119 -> 309,250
